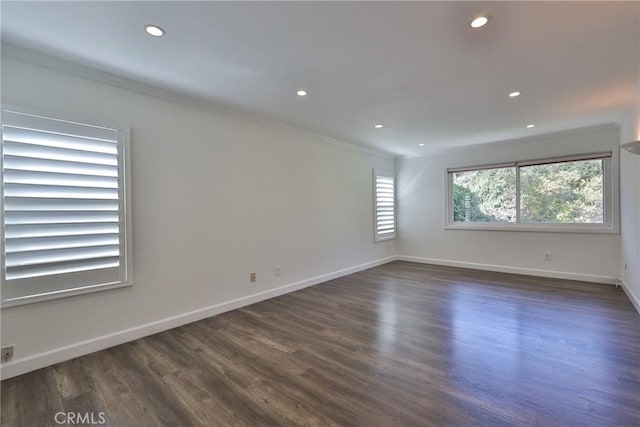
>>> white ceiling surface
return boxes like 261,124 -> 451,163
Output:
1,1 -> 638,157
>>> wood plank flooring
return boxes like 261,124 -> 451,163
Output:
2,261 -> 639,426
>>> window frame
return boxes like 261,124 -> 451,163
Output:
1,107 -> 133,307
373,169 -> 396,242
445,151 -> 618,234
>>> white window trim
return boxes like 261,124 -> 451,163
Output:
374,169 -> 396,242
1,107 -> 133,307
445,151 -> 619,234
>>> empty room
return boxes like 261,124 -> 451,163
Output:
1,1 -> 639,426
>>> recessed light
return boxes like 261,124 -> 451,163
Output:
419,143 -> 425,146
296,90 -> 308,97
374,124 -> 384,129
526,124 -> 536,129
509,91 -> 521,98
470,15 -> 489,29
145,25 -> 165,37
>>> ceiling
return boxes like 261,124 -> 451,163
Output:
1,1 -> 638,157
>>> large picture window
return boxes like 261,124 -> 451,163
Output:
447,152 -> 615,233
1,110 -> 132,306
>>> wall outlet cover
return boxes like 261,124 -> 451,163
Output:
1,346 -> 15,363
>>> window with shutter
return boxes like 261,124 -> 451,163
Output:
1,110 -> 132,306
374,170 -> 396,242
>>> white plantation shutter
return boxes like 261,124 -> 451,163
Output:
374,170 -> 396,241
1,110 -> 131,306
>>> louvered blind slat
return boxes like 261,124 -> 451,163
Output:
3,127 -> 118,154
5,169 -> 119,188
4,197 -> 119,211
3,141 -> 117,166
5,211 -> 120,225
5,220 -> 119,239
6,245 -> 120,268
6,234 -> 121,253
5,183 -> 119,199
2,112 -> 123,283
7,257 -> 121,280
4,155 -> 118,177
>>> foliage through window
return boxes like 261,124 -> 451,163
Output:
520,160 -> 603,223
448,153 -> 612,230
452,167 -> 516,222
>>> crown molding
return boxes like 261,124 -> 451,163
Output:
1,42 -> 394,159
398,122 -> 621,160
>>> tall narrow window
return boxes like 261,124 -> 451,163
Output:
1,110 -> 132,306
374,170 -> 396,241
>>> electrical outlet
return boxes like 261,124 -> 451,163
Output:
250,272 -> 256,282
544,252 -> 552,261
275,266 -> 280,277
1,345 -> 14,363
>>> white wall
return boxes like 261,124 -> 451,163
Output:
620,101 -> 640,311
396,125 -> 621,283
0,56 -> 395,378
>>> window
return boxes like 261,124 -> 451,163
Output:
374,170 -> 396,241
447,152 -> 615,232
452,165 -> 516,223
1,110 -> 132,306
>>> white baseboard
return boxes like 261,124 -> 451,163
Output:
0,256 -> 397,380
397,255 -> 617,285
620,279 -> 640,314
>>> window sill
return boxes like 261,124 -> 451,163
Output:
445,223 -> 618,234
1,281 -> 132,308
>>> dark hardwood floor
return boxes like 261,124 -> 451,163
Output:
2,261 -> 639,426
